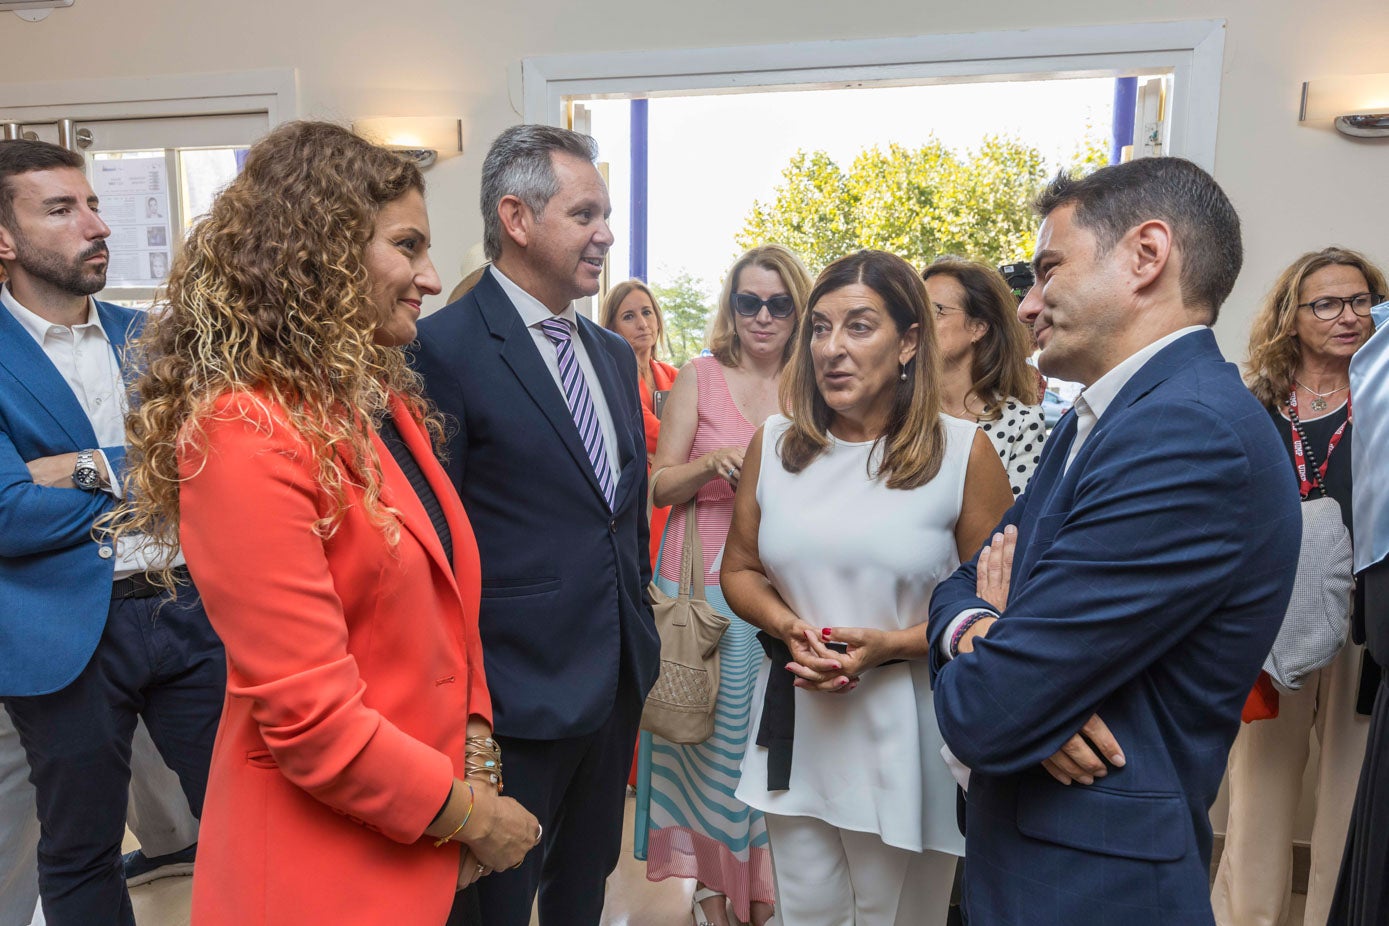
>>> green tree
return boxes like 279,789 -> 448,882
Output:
651,272 -> 714,367
1066,124 -> 1112,177
735,134 -> 1056,273
736,150 -> 859,274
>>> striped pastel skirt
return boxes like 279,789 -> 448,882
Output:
634,578 -> 775,920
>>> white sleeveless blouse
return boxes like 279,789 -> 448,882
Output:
735,413 -> 976,854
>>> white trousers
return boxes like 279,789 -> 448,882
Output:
1212,640 -> 1371,926
763,812 -> 956,926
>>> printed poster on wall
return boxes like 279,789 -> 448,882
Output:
90,153 -> 173,287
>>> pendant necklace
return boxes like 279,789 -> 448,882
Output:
1294,378 -> 1348,413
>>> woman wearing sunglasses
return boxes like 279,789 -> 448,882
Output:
635,245 -> 812,926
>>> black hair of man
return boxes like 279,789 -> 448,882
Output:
1034,157 -> 1242,323
0,140 -> 85,231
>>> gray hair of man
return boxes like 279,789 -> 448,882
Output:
1033,157 -> 1242,323
480,124 -> 600,261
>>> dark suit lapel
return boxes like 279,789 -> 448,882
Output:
475,273 -> 610,506
1012,410 -> 1078,578
576,316 -> 640,512
1019,329 -> 1217,576
1080,328 -> 1217,451
0,301 -> 97,447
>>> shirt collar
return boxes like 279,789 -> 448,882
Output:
488,265 -> 578,331
1075,325 -> 1206,422
1,283 -> 105,347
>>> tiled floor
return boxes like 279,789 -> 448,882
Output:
111,799 -> 1307,925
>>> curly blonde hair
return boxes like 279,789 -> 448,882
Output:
1245,247 -> 1387,409
111,120 -> 438,567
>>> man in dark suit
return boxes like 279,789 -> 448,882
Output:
0,139 -> 223,925
927,158 -> 1302,925
411,124 -> 659,926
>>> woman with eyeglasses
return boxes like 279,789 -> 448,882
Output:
922,257 -> 1046,498
634,244 -> 811,926
1212,247 -> 1387,926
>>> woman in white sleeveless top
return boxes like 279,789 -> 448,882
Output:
722,250 -> 1013,925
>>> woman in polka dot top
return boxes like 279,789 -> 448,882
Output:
923,256 -> 1048,497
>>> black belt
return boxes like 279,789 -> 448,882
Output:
112,567 -> 188,600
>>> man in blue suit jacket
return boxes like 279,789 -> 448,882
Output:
928,158 -> 1301,925
411,125 -> 659,926
0,140 -> 223,925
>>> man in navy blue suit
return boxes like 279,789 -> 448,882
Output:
411,125 -> 659,926
928,158 -> 1301,925
0,140 -> 223,925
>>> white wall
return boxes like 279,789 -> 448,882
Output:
1,0 -> 1386,351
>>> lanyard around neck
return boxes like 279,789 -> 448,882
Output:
1288,388 -> 1350,500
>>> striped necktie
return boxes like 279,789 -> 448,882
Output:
539,317 -> 616,508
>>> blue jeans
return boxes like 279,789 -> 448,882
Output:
3,587 -> 224,926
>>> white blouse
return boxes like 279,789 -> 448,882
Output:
736,413 -> 976,854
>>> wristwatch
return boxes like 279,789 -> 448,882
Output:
73,449 -> 103,491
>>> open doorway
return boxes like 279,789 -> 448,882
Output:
582,78 -> 1137,358
524,20 -> 1220,394
578,72 -> 1170,411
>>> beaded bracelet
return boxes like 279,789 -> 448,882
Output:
433,781 -> 475,848
950,611 -> 994,659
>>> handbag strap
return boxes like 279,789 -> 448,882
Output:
679,499 -> 707,603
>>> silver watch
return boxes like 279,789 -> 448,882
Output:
73,449 -> 102,491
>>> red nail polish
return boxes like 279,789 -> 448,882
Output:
821,627 -> 832,637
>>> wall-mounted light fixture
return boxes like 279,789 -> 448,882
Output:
0,0 -> 72,22
1299,73 -> 1389,139
353,117 -> 464,169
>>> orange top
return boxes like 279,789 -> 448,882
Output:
642,359 -> 679,567
182,390 -> 488,925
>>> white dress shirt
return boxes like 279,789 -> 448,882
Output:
2,284 -> 180,578
941,325 -> 1207,660
489,266 -> 621,487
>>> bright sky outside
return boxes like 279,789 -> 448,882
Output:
585,77 -> 1115,300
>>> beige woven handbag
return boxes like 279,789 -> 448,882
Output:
640,500 -> 730,744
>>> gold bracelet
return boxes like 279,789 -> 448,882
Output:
465,761 -> 503,792
432,782 -> 474,848
465,736 -> 503,792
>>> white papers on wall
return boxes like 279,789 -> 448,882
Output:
90,153 -> 173,287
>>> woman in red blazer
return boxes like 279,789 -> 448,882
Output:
117,122 -> 538,925
600,279 -> 679,567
